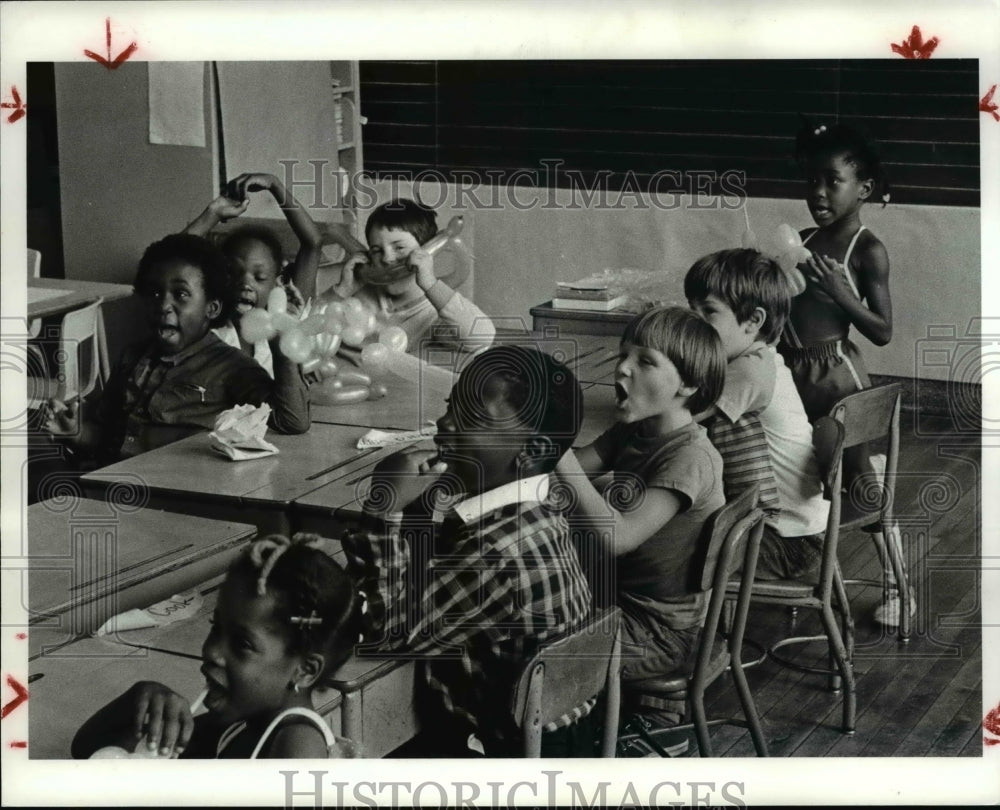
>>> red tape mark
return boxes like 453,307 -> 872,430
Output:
9,741 -> 27,749
0,86 -> 26,124
984,702 -> 1000,746
891,25 -> 940,59
981,85 -> 999,122
14,633 -> 26,641
1,675 -> 28,719
84,18 -> 138,69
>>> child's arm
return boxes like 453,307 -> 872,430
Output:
71,681 -> 194,759
183,194 -> 250,237
228,173 -> 324,301
225,350 -> 311,434
556,448 -> 685,556
410,249 -> 496,353
41,398 -> 103,454
806,238 -> 892,346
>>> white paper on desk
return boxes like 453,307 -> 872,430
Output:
148,62 -> 206,147
209,433 -> 279,461
356,426 -> 437,450
209,403 -> 278,460
95,590 -> 203,636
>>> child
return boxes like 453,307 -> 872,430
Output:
185,172 -> 324,377
782,121 -> 907,626
72,534 -> 362,759
555,306 -> 726,738
341,345 -> 592,757
686,248 -> 829,581
321,198 -> 495,358
42,234 -> 309,464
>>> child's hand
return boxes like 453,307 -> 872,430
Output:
226,172 -> 278,202
41,398 -> 80,439
805,253 -> 856,299
333,252 -> 368,299
409,248 -> 436,291
129,681 -> 194,758
208,194 -> 250,222
366,447 -> 448,514
282,278 -> 306,315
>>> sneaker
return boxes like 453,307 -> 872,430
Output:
618,715 -> 691,757
873,592 -> 916,627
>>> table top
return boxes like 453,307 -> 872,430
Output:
311,368 -> 447,431
26,497 -> 256,628
28,277 -> 134,319
82,422 -> 399,509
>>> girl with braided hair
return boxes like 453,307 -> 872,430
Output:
73,534 -> 363,759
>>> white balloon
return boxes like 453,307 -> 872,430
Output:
267,286 -> 288,315
270,312 -> 298,334
240,308 -> 275,343
378,325 -> 409,353
279,327 -> 313,364
301,313 -> 326,336
361,342 -> 390,373
341,325 -> 367,347
343,297 -> 365,316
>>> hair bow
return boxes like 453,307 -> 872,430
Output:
740,207 -> 809,296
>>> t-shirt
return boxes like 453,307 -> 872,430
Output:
592,420 -> 724,601
715,342 -> 829,537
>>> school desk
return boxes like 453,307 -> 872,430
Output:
27,634 -> 343,759
310,368 -> 446,431
23,497 -> 255,659
81,423 -> 401,537
529,301 -> 632,337
27,278 -> 134,319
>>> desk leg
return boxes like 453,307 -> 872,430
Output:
341,691 -> 362,744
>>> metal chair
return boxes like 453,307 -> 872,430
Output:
619,484 -> 769,757
733,416 -> 857,733
510,606 -> 622,757
830,384 -> 909,641
27,298 -> 106,408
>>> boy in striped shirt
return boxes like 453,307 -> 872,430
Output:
687,249 -> 829,580
342,345 -> 593,756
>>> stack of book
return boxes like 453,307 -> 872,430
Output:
552,278 -> 629,312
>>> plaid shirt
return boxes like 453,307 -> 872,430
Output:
342,474 -> 592,742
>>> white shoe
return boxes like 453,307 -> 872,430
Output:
873,592 -> 915,627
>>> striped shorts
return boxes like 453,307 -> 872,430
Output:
778,338 -> 871,422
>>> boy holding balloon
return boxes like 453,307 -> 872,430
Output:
319,199 -> 496,360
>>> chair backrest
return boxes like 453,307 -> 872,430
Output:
510,606 -> 621,757
691,486 -> 765,687
830,383 -> 901,449
27,248 -> 41,279
56,298 -> 104,401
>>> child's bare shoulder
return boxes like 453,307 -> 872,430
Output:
853,228 -> 890,275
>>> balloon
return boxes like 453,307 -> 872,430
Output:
302,356 -> 323,375
345,306 -> 376,334
240,308 -> 275,343
270,312 -> 298,334
301,313 -> 326,336
361,342 -> 390,373
776,223 -> 801,249
279,327 -> 313,364
311,380 -> 370,406
341,325 -> 367,347
325,300 -> 346,317
741,228 -> 759,250
318,358 -> 340,379
267,286 -> 288,315
378,325 -> 408,353
324,311 -> 345,335
344,297 -> 365,316
337,370 -> 373,386
369,383 -> 389,399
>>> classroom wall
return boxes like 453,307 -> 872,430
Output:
54,62 -> 216,284
368,179 -> 979,382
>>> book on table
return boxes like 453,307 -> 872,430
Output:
553,277 -> 628,311
551,295 -> 629,311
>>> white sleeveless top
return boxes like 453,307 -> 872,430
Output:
216,707 -> 356,759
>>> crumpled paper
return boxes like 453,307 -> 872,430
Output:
94,590 -> 203,636
356,425 -> 437,450
208,403 -> 279,461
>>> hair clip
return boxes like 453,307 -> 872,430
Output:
881,192 -> 891,204
290,609 -> 323,628
248,536 -> 291,596
814,124 -> 827,136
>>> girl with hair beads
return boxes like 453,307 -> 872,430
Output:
780,120 -> 906,626
72,535 -> 362,759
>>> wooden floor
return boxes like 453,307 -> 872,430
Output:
697,410 -> 983,757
